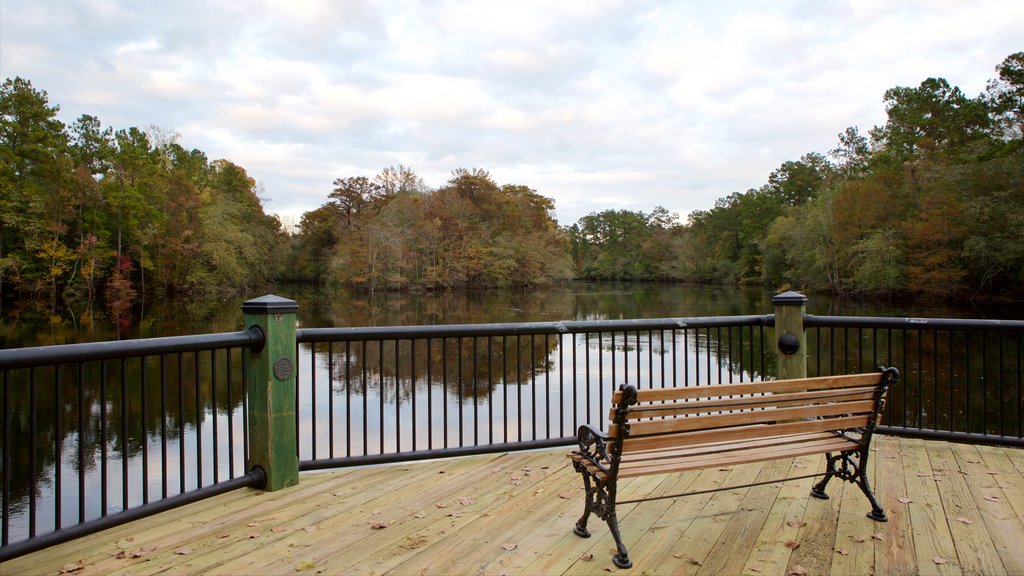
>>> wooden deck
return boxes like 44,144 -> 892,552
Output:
3,436 -> 1023,575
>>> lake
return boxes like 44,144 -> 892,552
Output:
4,282 -> 1021,348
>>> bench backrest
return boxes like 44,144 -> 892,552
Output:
607,368 -> 899,454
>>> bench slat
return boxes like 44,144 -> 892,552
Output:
613,387 -> 878,421
620,414 -> 869,453
612,373 -> 883,404
623,398 -> 877,436
616,436 -> 857,478
622,431 -> 843,461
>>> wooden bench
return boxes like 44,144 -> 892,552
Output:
569,367 -> 900,569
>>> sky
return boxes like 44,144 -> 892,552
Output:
1,1 -> 1022,228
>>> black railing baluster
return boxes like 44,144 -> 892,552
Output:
411,339 -> 418,451
472,336 -> 478,446
54,366 -> 62,530
425,338 -> 432,451
195,351 -> 202,491
395,339 -> 401,452
77,363 -> 85,524
2,369 -> 10,546
29,368 -> 38,536
100,361 -> 108,517
121,359 -> 129,511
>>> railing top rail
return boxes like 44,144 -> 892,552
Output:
805,314 -> 1024,331
296,314 -> 774,343
0,328 -> 264,370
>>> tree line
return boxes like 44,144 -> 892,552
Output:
568,52 -> 1024,300
1,77 -> 287,322
3,51 -> 1022,322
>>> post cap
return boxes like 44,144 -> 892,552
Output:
772,290 -> 808,305
242,294 -> 299,314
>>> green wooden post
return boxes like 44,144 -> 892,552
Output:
243,294 -> 299,491
773,291 -> 808,380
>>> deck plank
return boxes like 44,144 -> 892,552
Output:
2,436 -> 1023,576
873,435 -> 918,576
949,442 -> 1024,575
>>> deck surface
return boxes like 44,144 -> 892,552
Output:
3,436 -> 1024,575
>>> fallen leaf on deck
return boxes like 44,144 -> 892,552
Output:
793,463 -> 808,469
687,558 -> 703,566
247,522 -> 260,527
580,553 -> 594,561
217,533 -> 231,539
785,540 -> 800,549
247,532 -> 260,539
414,511 -> 427,519
957,517 -> 973,524
872,532 -> 885,541
501,543 -> 517,551
718,467 -> 732,471
559,492 -> 574,499
272,527 -> 287,533
984,495 -> 1001,502
933,556 -> 948,565
370,510 -> 382,516
115,550 -> 128,559
174,547 -> 192,555
447,511 -> 463,518
435,502 -> 448,508
130,550 -> 145,558
836,548 -> 849,556
332,491 -> 344,497
749,564 -> 763,572
140,546 -> 157,553
786,520 -> 807,528
370,522 -> 388,530
672,553 -> 684,559
458,497 -> 476,506
303,526 -> 319,533
789,565 -> 808,575
296,560 -> 315,571
898,497 -> 912,503
849,535 -> 866,543
58,560 -> 86,574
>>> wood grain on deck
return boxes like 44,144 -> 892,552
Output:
3,436 -> 1023,575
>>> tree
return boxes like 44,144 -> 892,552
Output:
985,51 -> 1024,141
871,77 -> 989,161
830,127 -> 871,179
0,77 -> 69,300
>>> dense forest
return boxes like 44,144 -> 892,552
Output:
2,52 -> 1022,322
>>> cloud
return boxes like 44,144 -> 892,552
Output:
2,0 -> 1022,225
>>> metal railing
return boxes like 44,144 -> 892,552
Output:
294,316 -> 772,470
804,315 -> 1024,445
2,294 -> 1023,561
0,330 -> 266,559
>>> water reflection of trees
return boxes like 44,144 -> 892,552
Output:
310,323 -> 776,406
314,334 -> 560,403
808,327 -> 1022,435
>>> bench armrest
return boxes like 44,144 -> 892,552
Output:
574,424 -> 613,470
